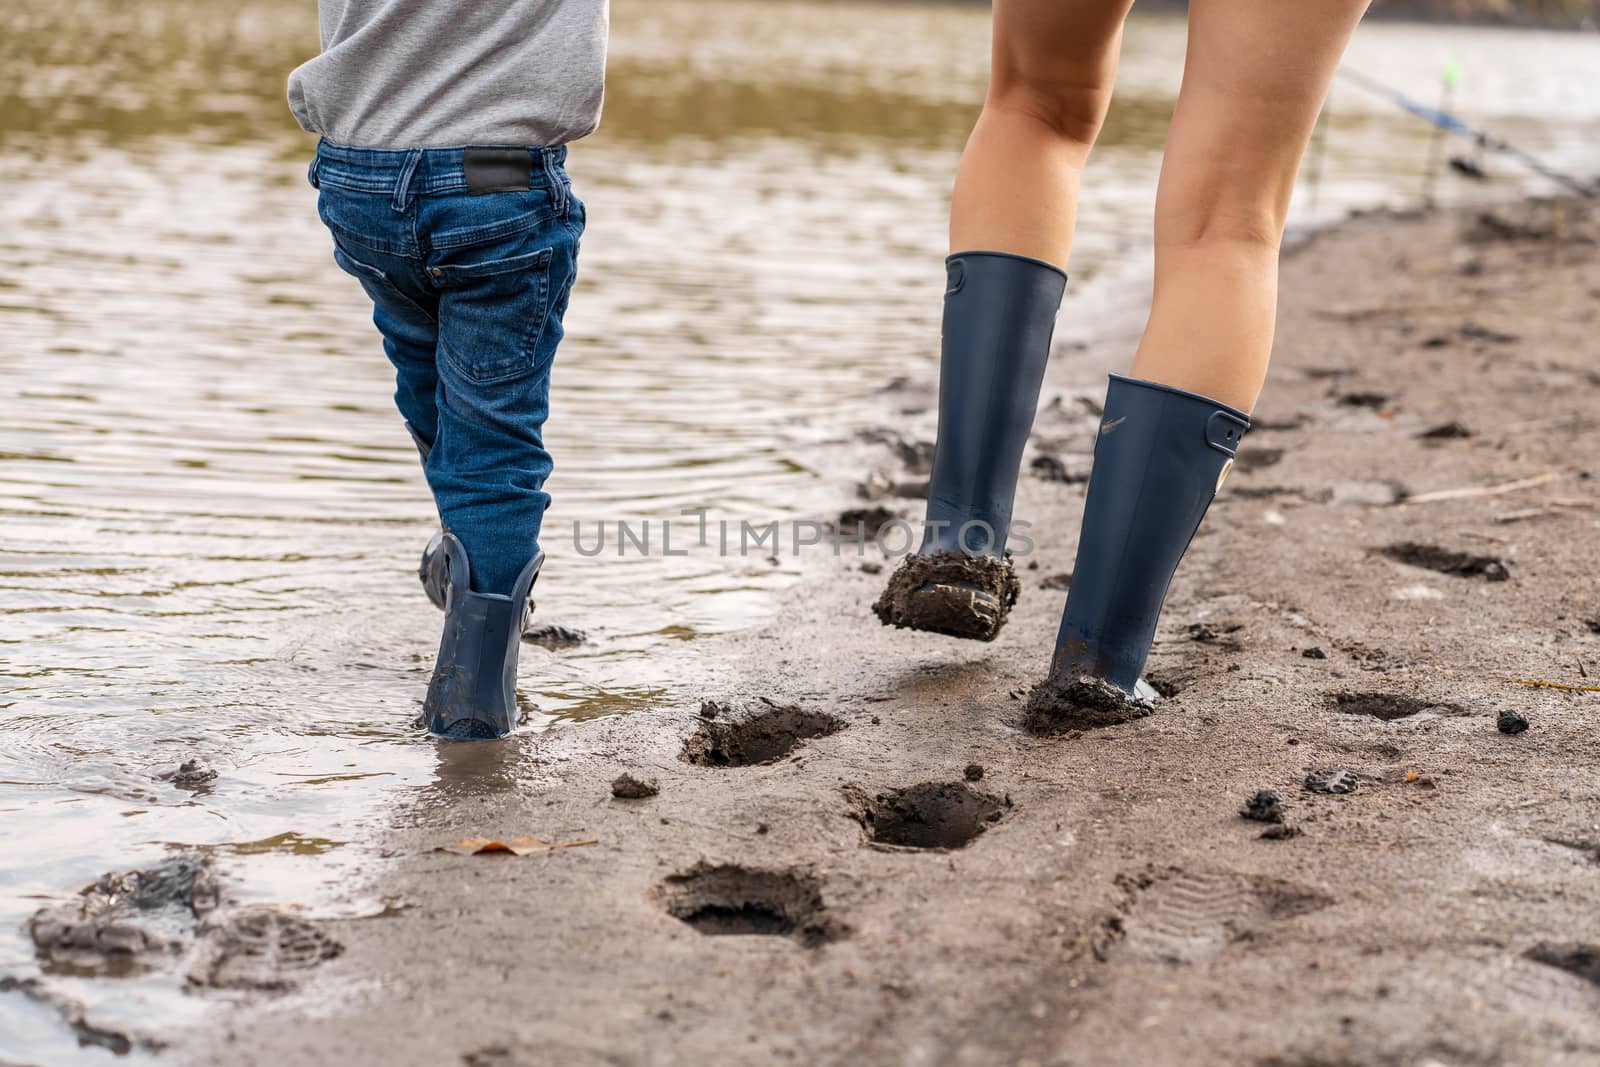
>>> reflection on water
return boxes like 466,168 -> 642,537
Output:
1,0 -> 1596,1058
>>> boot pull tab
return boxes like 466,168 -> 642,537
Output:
1204,410 -> 1249,458
945,259 -> 965,295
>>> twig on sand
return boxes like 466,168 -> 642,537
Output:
1499,677 -> 1600,693
1492,508 -> 1554,524
1488,498 -> 1596,522
1403,471 -> 1562,505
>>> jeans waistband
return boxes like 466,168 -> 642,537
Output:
310,140 -> 569,208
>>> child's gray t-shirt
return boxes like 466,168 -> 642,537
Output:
287,0 -> 609,149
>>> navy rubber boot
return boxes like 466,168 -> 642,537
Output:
874,251 -> 1066,641
1025,374 -> 1249,727
423,533 -> 544,740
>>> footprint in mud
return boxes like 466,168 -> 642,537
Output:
1524,943 -> 1600,989
843,780 -> 1010,850
656,863 -> 846,948
1417,421 -> 1473,440
835,505 -> 899,540
1188,621 -> 1245,651
28,856 -> 220,970
1029,453 -> 1088,484
1338,391 -> 1392,410
1098,868 -> 1333,966
187,907 -> 343,992
1329,691 -> 1461,721
1233,448 -> 1284,473
1380,542 -> 1511,581
680,698 -> 844,767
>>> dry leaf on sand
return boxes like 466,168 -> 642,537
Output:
436,837 -> 598,857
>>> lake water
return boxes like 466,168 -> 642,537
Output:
1,0 -> 1595,1060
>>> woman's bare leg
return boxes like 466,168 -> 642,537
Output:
949,0 -> 1134,266
1027,0 -> 1372,715
1130,0 -> 1371,411
873,0 -> 1132,642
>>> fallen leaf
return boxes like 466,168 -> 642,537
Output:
1404,770 -> 1419,783
436,836 -> 598,857
1500,678 -> 1600,693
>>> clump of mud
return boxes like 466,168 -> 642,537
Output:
1304,769 -> 1361,795
188,907 -> 343,991
872,551 -> 1020,641
1381,542 -> 1511,581
1023,674 -> 1154,733
1498,708 -> 1530,735
844,781 -> 1010,850
657,864 -> 846,947
29,856 -> 220,965
157,758 -> 218,786
1241,790 -> 1285,823
611,772 -> 660,799
680,698 -> 844,767
523,622 -> 588,648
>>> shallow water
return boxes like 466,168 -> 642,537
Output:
0,0 -> 1596,1058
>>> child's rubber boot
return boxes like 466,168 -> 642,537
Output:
1024,374 -> 1249,729
422,533 -> 544,740
874,252 -> 1065,641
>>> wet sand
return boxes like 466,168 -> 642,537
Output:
153,193 -> 1600,1067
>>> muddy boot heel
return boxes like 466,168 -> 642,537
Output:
423,534 -> 544,741
872,551 -> 1021,642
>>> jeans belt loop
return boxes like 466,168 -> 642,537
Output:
541,150 -> 567,215
392,149 -> 423,213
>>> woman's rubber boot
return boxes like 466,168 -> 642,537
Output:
422,533 -> 544,741
874,251 -> 1066,641
404,422 -> 451,610
1024,374 -> 1249,729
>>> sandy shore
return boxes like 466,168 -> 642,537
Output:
176,196 -> 1600,1067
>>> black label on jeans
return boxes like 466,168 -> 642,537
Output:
464,148 -> 532,195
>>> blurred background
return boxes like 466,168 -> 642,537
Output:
0,1 -> 1595,1061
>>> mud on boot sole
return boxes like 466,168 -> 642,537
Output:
1023,673 -> 1155,733
871,551 -> 1021,642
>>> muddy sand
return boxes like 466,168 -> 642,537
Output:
163,197 -> 1600,1066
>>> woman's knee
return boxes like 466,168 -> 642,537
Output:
982,73 -> 1114,150
1154,198 -> 1285,254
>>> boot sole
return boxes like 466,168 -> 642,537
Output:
872,552 -> 1020,643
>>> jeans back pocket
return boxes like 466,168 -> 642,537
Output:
432,244 -> 562,386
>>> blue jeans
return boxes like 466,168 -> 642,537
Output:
310,139 -> 583,595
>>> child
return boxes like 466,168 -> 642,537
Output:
287,1 -> 610,740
